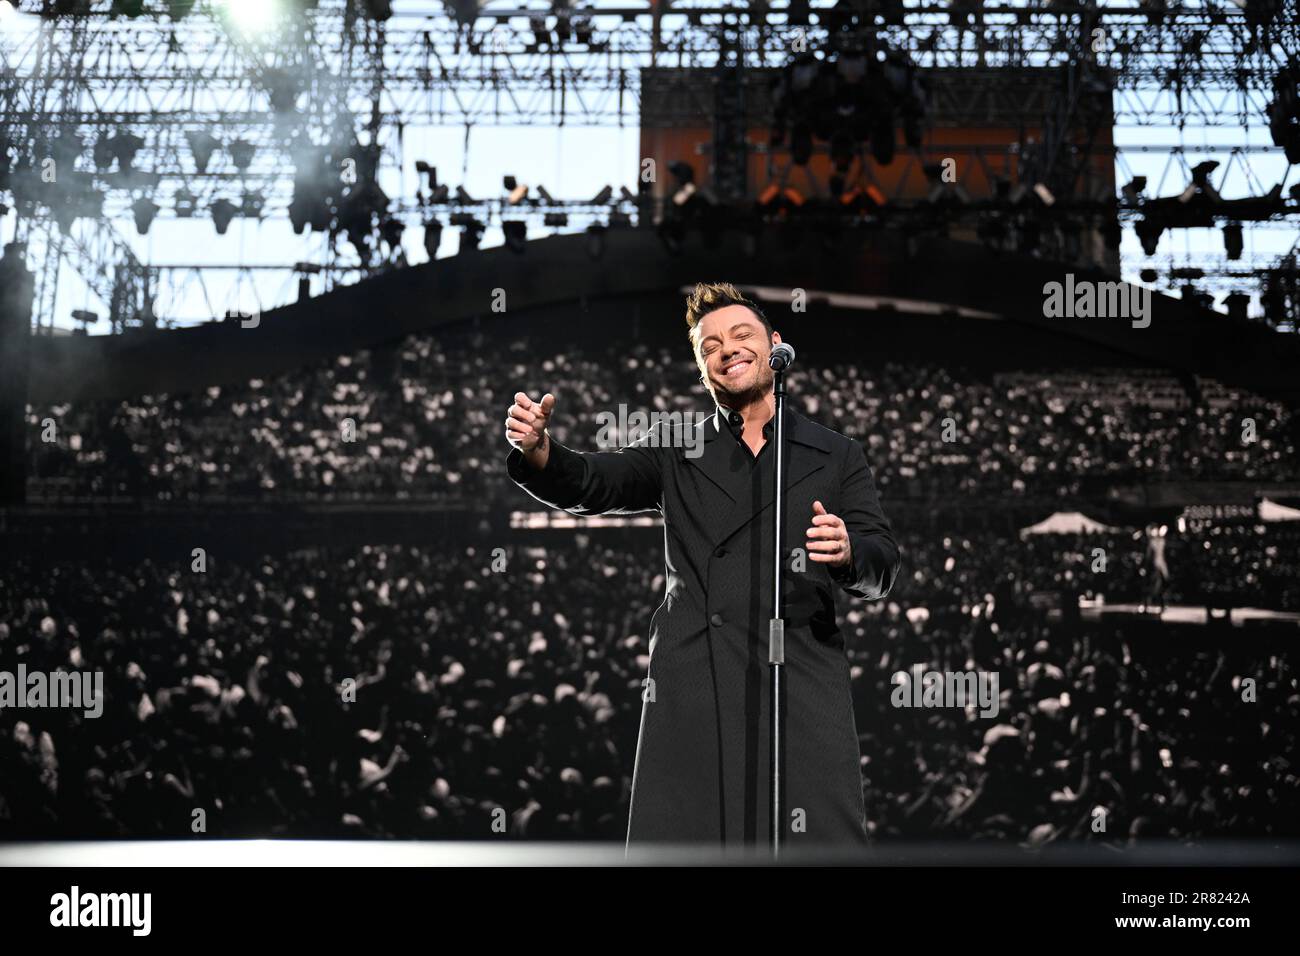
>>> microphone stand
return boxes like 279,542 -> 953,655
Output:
768,359 -> 788,857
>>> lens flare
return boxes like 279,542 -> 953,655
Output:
220,0 -> 280,33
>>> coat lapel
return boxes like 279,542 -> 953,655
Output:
686,406 -> 832,548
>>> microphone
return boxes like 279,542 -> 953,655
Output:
768,342 -> 796,372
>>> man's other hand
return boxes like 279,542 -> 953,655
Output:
806,499 -> 851,568
506,391 -> 556,470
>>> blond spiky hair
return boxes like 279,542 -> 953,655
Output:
684,281 -> 772,347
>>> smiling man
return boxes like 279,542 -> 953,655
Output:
504,280 -> 901,847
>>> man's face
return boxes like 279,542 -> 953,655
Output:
693,304 -> 781,407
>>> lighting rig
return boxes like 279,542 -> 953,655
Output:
0,1 -> 1297,330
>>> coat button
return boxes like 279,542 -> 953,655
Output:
714,546 -> 727,558
710,613 -> 723,627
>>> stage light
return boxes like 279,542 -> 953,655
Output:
1135,217 -> 1164,255
131,197 -> 159,235
1223,222 -> 1244,260
590,185 -> 613,205
573,13 -> 593,46
241,189 -> 264,218
536,185 -> 555,204
449,213 -> 483,252
173,187 -> 197,218
447,0 -> 482,29
335,170 -> 391,263
266,70 -> 301,114
458,222 -> 483,253
1224,291 -> 1251,323
838,185 -> 883,214
92,135 -> 115,172
1121,177 -> 1147,205
289,163 -> 330,235
503,219 -> 527,253
109,133 -> 144,173
211,198 -> 237,235
454,185 -> 475,204
187,131 -> 219,174
526,13 -> 552,52
1033,183 -> 1056,206
229,139 -> 255,171
1268,63 -> 1300,164
422,219 -> 442,260
380,217 -> 404,250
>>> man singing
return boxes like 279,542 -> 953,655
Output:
504,281 -> 901,846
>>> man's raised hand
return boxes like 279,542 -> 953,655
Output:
506,391 -> 556,469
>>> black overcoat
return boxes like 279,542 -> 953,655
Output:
506,404 -> 901,846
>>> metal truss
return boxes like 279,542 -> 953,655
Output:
1,0 -> 1297,329
3,4 -> 1297,127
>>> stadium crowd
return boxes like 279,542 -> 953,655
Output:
2,530 -> 1296,843
9,328 -> 1299,845
25,332 -> 1298,503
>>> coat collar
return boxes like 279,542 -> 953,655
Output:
688,401 -> 833,548
704,401 -> 832,453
